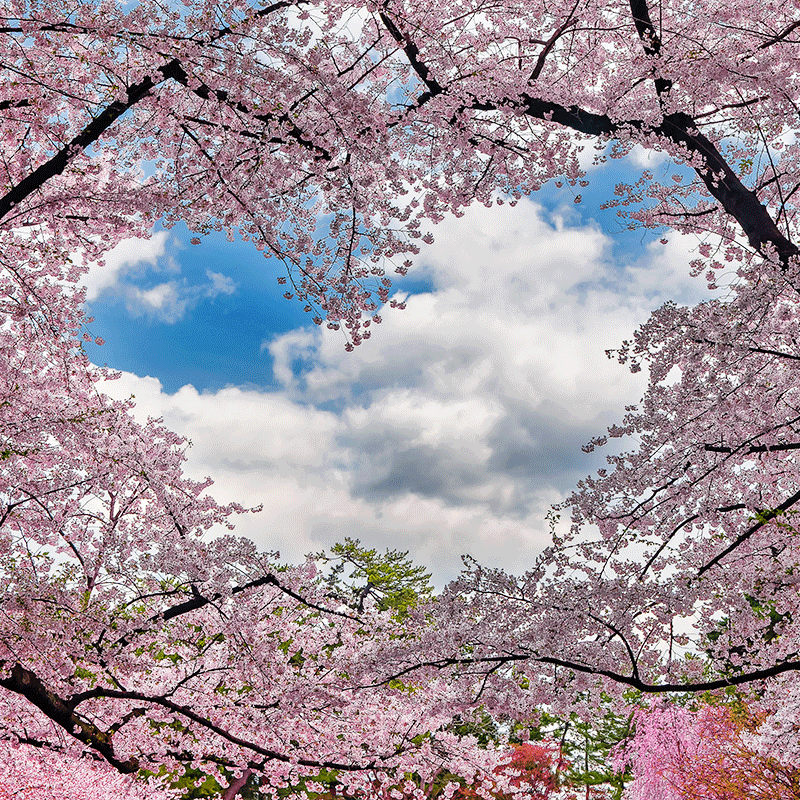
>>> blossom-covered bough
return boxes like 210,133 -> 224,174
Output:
2,0 -> 800,794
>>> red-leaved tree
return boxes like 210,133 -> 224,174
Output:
454,743 -> 564,800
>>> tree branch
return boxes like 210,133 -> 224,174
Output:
68,688 -> 386,773
0,663 -> 138,773
628,0 -> 672,98
110,572 -> 362,654
373,651 -> 800,695
704,441 -> 800,454
528,1 -> 580,82
534,654 -> 800,693
378,9 -> 444,102
698,487 -> 800,575
655,112 -> 798,263
758,19 -> 800,49
0,61 -> 181,223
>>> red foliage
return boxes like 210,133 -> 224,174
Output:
453,743 -> 564,800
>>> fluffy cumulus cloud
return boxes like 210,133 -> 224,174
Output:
100,199 -> 714,584
82,232 -> 172,302
82,233 -> 236,322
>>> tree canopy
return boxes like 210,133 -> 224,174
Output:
2,0 -> 800,796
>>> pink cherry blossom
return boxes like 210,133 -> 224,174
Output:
1,0 -> 800,796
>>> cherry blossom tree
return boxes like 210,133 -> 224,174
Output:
0,741 -> 177,799
0,305 -> 518,796
3,0 -> 800,793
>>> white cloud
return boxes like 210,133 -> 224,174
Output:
627,143 -> 670,169
83,232 -> 171,302
98,198 -> 715,584
83,233 -> 238,323
205,270 -> 237,298
125,282 -> 184,321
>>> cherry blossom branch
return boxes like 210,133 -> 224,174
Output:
655,113 -> 797,261
162,574 -> 362,623
0,62 -> 175,223
628,0 -> 672,98
169,62 -> 332,161
528,0 -> 581,82
693,95 -> 769,120
703,441 -> 800,454
638,513 -> 701,579
475,88 -> 798,264
0,663 -> 139,774
0,661 -> 397,778
699,412 -> 800,456
697,487 -> 800,575
695,337 -> 800,361
0,6 -> 324,228
377,9 -> 444,100
757,19 -> 800,49
374,652 -> 800,695
69,685 -> 384,772
364,654 -> 529,688
533,654 -> 800,693
584,612 -> 642,682
109,572 -> 361,654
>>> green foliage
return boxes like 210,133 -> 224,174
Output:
448,708 -> 501,747
140,763 -> 263,800
170,768 -> 228,799
316,538 -> 434,617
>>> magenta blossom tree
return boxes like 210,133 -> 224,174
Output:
616,700 -> 800,800
2,0 -> 800,794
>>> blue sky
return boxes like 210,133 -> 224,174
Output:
84,144 -> 712,584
